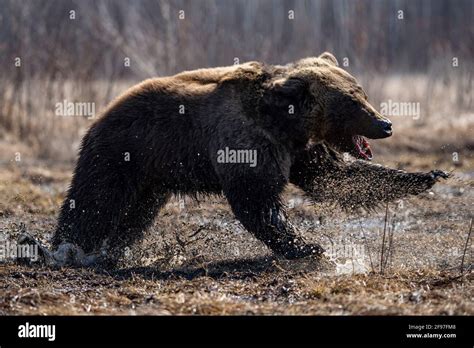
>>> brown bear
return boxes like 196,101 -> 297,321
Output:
49,52 -> 447,267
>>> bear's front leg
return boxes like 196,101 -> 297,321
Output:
290,143 -> 449,210
221,177 -> 323,259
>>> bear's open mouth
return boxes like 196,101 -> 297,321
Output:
352,135 -> 373,160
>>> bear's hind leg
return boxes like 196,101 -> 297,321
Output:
53,173 -> 169,268
51,181 -> 140,267
103,189 -> 170,267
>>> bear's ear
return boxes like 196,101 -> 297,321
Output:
262,77 -> 310,116
319,52 -> 339,66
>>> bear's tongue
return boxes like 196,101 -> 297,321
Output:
353,136 -> 373,160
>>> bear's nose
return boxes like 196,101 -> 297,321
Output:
371,119 -> 392,138
377,119 -> 392,137
380,119 -> 392,134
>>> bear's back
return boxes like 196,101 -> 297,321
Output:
105,61 -> 263,108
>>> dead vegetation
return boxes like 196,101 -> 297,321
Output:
1,263 -> 471,315
0,152 -> 472,315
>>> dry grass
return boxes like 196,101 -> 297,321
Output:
0,150 -> 472,315
1,264 -> 471,315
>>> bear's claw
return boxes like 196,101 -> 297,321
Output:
430,170 -> 450,180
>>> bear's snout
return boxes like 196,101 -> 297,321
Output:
375,119 -> 392,137
365,118 -> 392,139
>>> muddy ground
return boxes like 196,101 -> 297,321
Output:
0,150 -> 472,315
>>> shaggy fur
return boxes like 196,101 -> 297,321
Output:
52,53 -> 447,267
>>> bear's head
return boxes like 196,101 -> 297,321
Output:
262,52 -> 392,160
